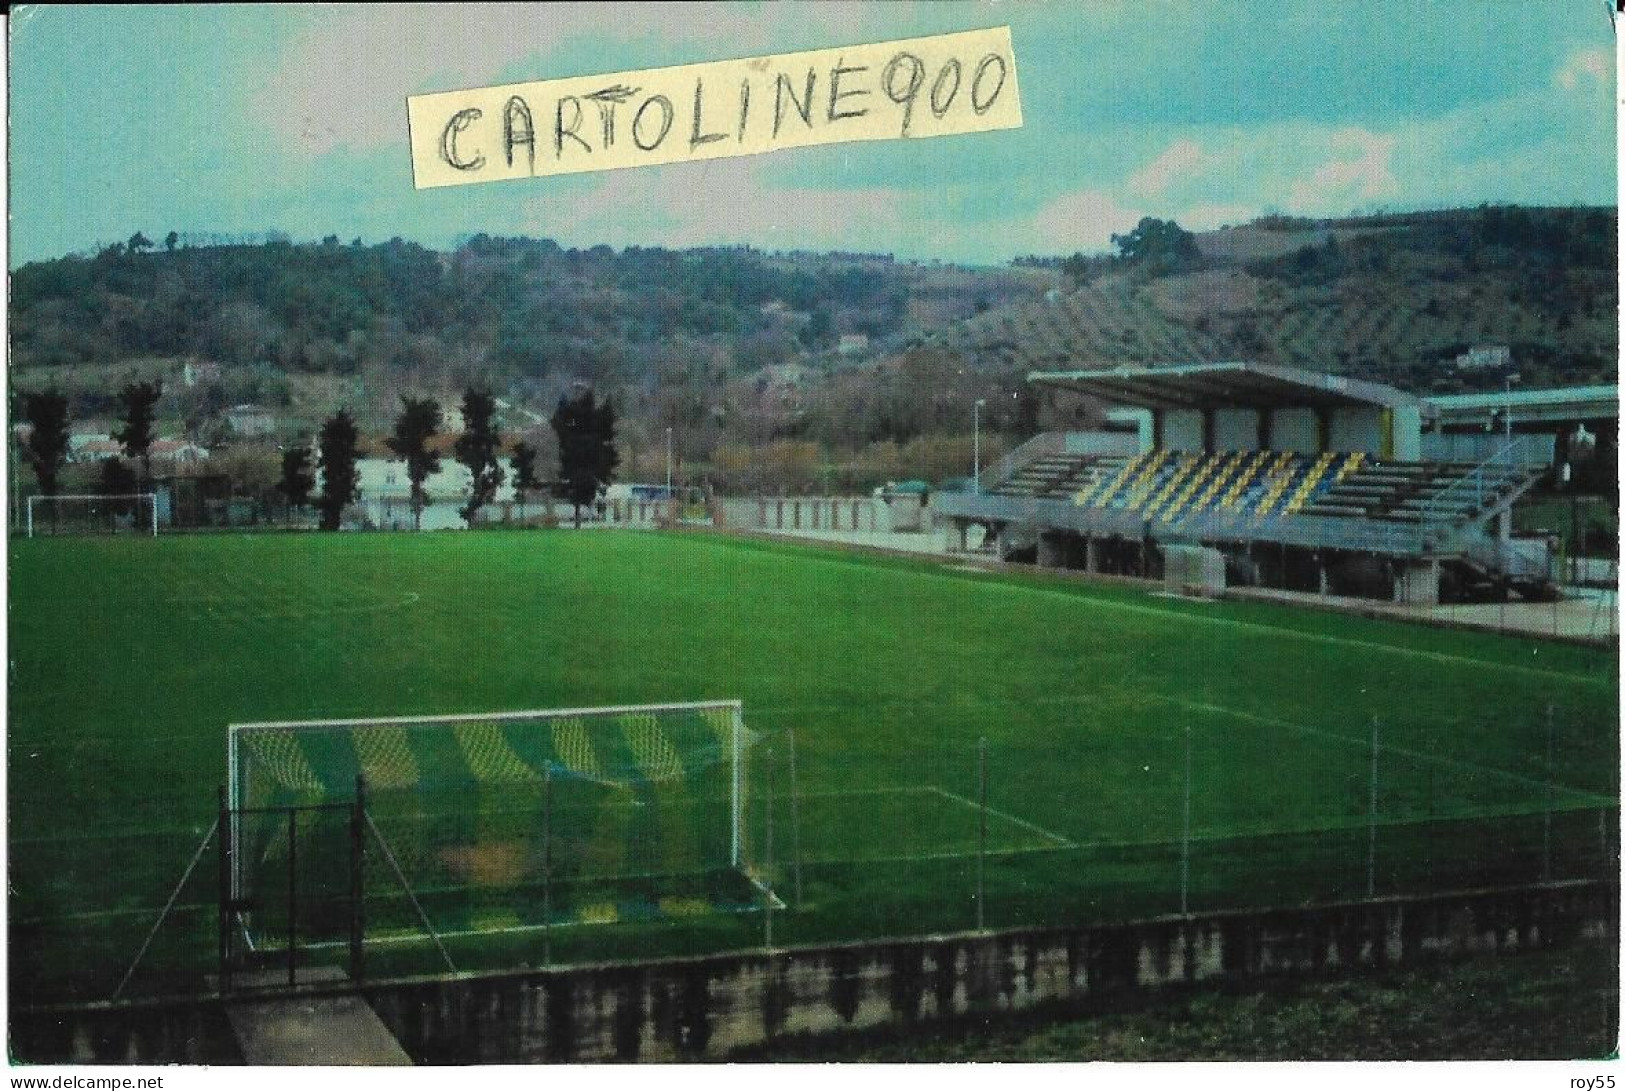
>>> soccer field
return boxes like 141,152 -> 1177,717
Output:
8,531 -> 1618,1002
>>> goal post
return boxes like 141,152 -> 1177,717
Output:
226,700 -> 756,948
25,493 -> 158,537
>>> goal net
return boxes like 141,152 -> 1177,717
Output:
227,701 -> 757,948
25,493 -> 158,537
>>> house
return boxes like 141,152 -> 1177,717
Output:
72,437 -> 211,466
347,456 -> 522,530
1453,345 -> 1512,371
149,439 -> 210,465
226,404 -> 276,437
181,360 -> 222,388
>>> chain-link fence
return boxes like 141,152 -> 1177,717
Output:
18,705 -> 1619,1005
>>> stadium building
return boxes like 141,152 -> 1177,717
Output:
937,362 -> 1617,604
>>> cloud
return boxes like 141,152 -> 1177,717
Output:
1286,128 -> 1398,213
1556,47 -> 1611,92
527,154 -> 912,253
1126,139 -> 1206,198
1172,202 -> 1257,231
258,4 -> 896,161
1027,188 -> 1144,253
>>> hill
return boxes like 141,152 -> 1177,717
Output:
931,207 -> 1617,396
8,205 -> 1616,492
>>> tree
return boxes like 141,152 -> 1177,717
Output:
316,410 -> 361,531
98,457 -> 139,525
1060,251 -> 1092,285
510,440 -> 542,521
452,387 -> 504,526
163,231 -> 179,253
386,397 -> 442,531
22,389 -> 71,496
114,380 -> 163,482
279,446 -> 315,522
127,231 -> 154,255
1110,217 -> 1199,275
550,387 -> 620,528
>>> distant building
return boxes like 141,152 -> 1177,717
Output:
837,334 -> 870,356
348,456 -> 520,530
1454,345 -> 1512,371
181,360 -> 222,388
70,439 -> 122,463
149,439 -> 210,465
72,437 -> 210,466
67,433 -> 113,461
226,404 -> 275,437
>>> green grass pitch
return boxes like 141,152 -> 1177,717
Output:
7,530 -> 1618,1001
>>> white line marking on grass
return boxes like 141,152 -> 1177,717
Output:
793,785 -> 1076,862
1157,695 -> 1618,807
161,590 -> 421,621
925,786 -> 1076,847
916,563 -> 1610,687
11,825 -> 211,846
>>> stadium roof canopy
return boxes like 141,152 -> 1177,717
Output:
1027,361 -> 1425,412
1424,384 -> 1617,427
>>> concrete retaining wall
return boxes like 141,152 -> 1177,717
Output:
718,497 -> 888,533
13,881 -> 1614,1064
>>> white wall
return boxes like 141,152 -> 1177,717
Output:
1390,406 -> 1422,461
1105,409 -> 1154,453
1329,407 -> 1384,454
1422,432 -> 1555,466
1162,410 -> 1204,452
1213,409 -> 1259,451
1269,407 -> 1319,453
1062,430 -> 1140,456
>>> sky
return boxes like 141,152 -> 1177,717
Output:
7,2 -> 1619,268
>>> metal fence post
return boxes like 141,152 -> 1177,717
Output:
287,807 -> 298,987
764,745 -> 775,951
1367,717 -> 1380,900
543,767 -> 553,967
1542,704 -> 1555,882
787,728 -> 804,909
1180,723 -> 1192,916
217,786 -> 232,995
977,737 -> 988,932
350,774 -> 366,985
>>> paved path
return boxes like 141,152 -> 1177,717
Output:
753,526 -> 961,556
226,968 -> 411,1065
746,525 -> 1618,643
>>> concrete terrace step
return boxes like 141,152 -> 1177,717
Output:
225,967 -> 412,1066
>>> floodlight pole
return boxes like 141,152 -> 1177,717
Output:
666,427 -> 673,497
973,399 -> 987,495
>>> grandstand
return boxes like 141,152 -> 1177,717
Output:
937,362 -> 1565,603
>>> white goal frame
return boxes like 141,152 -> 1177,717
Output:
25,493 -> 158,538
226,699 -> 750,905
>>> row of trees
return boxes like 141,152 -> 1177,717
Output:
21,379 -> 163,499
285,385 -> 620,532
